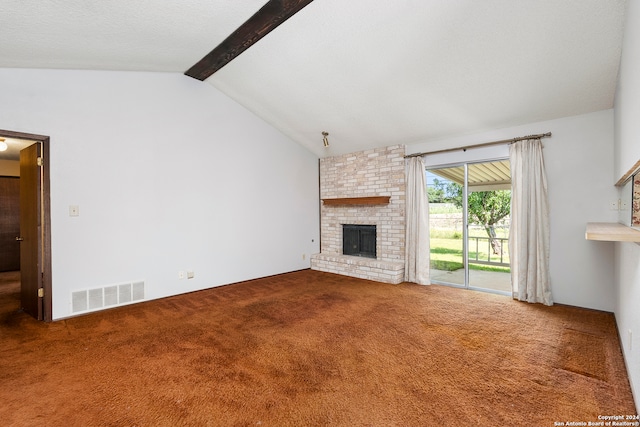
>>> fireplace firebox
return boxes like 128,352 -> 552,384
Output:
343,224 -> 376,258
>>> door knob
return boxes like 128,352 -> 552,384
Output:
16,237 -> 24,241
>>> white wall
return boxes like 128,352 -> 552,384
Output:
0,69 -> 320,320
409,109 -> 619,311
614,0 -> 640,410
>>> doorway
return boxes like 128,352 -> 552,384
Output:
427,159 -> 511,294
0,129 -> 52,321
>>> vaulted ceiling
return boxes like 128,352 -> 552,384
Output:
0,0 -> 628,157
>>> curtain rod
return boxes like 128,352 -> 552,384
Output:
404,132 -> 552,158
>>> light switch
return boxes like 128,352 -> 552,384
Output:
69,205 -> 79,217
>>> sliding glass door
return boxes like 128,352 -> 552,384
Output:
427,165 -> 466,287
428,159 -> 511,294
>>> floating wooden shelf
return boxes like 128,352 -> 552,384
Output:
585,222 -> 640,242
322,196 -> 391,206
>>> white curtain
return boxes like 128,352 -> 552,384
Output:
509,139 -> 552,305
405,156 -> 430,285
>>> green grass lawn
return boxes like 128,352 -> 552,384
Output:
428,203 -> 461,214
430,237 -> 511,273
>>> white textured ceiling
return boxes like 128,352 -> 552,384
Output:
0,0 -> 628,157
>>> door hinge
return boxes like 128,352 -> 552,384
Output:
37,288 -> 44,298
37,157 -> 43,166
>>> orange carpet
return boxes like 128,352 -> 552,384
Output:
0,269 -> 636,426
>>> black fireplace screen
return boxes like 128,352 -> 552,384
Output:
343,225 -> 376,258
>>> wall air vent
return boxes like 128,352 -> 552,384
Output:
72,291 -> 88,313
88,288 -> 103,310
119,283 -> 132,304
104,286 -> 118,307
132,281 -> 145,301
71,281 -> 145,314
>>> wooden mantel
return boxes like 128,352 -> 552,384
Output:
322,196 -> 391,206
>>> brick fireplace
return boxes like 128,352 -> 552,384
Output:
311,145 -> 406,284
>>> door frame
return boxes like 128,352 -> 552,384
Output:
0,129 -> 52,321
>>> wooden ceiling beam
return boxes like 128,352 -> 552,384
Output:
185,0 -> 314,81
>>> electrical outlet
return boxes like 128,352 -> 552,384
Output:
187,271 -> 195,279
610,200 -> 619,211
302,254 -> 306,261
69,205 -> 80,217
621,200 -> 629,211
178,271 -> 185,279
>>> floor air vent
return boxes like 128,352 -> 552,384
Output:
72,281 -> 145,314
